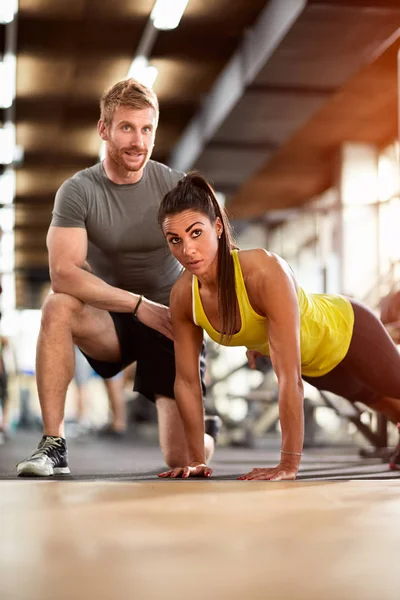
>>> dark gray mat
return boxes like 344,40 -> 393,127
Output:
1,430 -> 399,481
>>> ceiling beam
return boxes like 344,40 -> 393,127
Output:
170,0 -> 307,172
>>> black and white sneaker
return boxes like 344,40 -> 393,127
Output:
205,415 -> 222,443
17,436 -> 70,477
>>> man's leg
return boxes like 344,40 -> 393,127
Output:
17,292 -> 123,476
156,395 -> 215,468
102,375 -> 127,433
36,293 -> 121,437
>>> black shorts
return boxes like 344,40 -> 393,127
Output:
82,312 -> 206,403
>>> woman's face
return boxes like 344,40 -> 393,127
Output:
162,209 -> 223,276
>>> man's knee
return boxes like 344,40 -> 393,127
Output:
41,292 -> 84,329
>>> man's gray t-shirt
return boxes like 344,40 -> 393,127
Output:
51,160 -> 184,306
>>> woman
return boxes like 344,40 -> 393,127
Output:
157,173 -> 400,480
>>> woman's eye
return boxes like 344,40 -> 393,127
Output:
170,238 -> 180,245
192,230 -> 202,238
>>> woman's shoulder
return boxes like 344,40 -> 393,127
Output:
237,248 -> 282,273
237,249 -> 297,292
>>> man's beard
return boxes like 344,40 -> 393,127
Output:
108,142 -> 147,172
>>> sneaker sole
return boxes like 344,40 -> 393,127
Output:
17,464 -> 70,477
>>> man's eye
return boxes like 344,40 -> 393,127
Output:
122,125 -> 131,131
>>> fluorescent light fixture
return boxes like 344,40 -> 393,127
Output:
0,0 -> 18,24
0,169 -> 16,204
0,124 -> 16,165
151,0 -> 189,30
0,206 -> 15,232
127,56 -> 158,88
0,231 -> 15,272
0,274 -> 16,312
0,54 -> 17,108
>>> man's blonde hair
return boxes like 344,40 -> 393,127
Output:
100,78 -> 159,127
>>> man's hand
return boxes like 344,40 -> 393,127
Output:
158,463 -> 212,478
136,297 -> 174,340
238,463 -> 298,481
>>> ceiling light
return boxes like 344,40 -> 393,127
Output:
0,54 -> 17,109
0,0 -> 18,24
0,169 -> 16,205
127,56 -> 158,88
151,0 -> 189,31
0,124 -> 16,165
0,206 -> 15,232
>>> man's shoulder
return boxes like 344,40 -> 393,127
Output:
69,162 -> 102,186
147,160 -> 184,188
58,163 -> 102,195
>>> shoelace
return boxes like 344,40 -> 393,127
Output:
31,437 -> 63,459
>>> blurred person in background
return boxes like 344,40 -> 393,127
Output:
380,289 -> 400,344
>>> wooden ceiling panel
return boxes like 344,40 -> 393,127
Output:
17,55 -> 76,97
185,0 -> 267,29
255,4 -> 400,90
19,0 -> 87,19
84,0 -> 154,20
15,204 -> 53,228
17,54 -> 131,102
17,123 -> 98,155
14,229 -> 47,248
196,147 -> 275,189
16,97 -> 100,124
229,40 -> 400,218
15,249 -> 49,268
153,58 -> 222,103
17,18 -> 145,59
73,58 -> 132,100
213,91 -> 328,146
16,168 -> 79,197
20,0 -> 153,20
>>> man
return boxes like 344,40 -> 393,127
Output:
17,78 -> 219,476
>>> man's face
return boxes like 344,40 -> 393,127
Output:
101,105 -> 157,173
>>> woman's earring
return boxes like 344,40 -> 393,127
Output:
218,234 -> 221,239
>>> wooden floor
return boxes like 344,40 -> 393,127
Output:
1,479 -> 399,600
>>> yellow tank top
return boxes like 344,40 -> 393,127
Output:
192,249 -> 355,377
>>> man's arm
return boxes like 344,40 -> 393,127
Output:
47,226 -> 173,339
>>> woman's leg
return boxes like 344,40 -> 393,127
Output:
304,299 -> 400,466
342,299 -> 400,398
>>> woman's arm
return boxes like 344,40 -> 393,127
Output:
158,277 -> 210,477
241,251 -> 304,480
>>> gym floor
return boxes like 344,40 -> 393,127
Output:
1,432 -> 399,599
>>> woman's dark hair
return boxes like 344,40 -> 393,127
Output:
158,172 -> 238,343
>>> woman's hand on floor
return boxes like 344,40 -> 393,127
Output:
158,462 -> 213,478
238,464 -> 298,481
